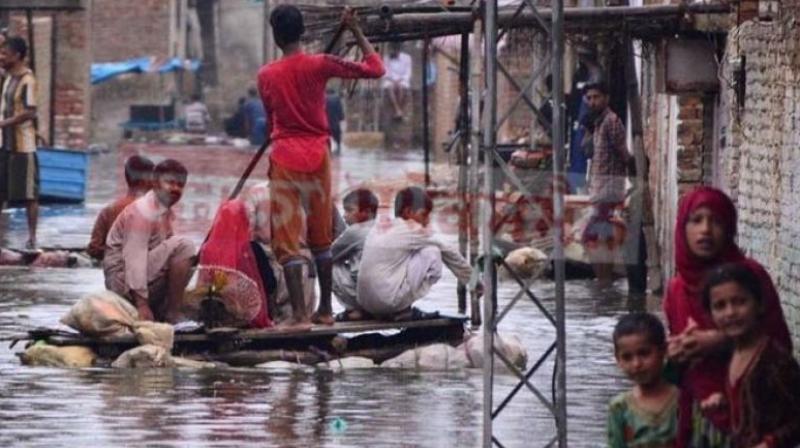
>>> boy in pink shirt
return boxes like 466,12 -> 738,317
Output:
258,6 -> 384,328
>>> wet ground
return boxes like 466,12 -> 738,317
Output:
0,145 -> 640,447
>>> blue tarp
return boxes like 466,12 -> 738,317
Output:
91,57 -> 200,85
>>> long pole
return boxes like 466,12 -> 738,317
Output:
469,14 -> 483,329
422,37 -> 431,186
551,0 -> 568,444
457,31 -> 471,315
482,0 -> 498,446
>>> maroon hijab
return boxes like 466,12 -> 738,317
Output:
665,186 -> 791,447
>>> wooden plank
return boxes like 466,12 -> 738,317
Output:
0,0 -> 84,10
42,316 -> 468,347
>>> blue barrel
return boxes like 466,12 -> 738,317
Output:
37,147 -> 89,202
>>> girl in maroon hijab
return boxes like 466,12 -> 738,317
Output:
663,186 -> 791,447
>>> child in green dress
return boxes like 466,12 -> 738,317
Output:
608,312 -> 679,448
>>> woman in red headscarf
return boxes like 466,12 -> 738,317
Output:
664,186 -> 791,447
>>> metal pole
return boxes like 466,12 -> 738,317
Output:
551,0 -> 568,444
457,31 -> 471,315
482,0 -> 498,447
25,9 -> 35,70
422,37 -> 431,186
469,14 -> 483,329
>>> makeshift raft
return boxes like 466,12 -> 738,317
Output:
15,315 -> 468,367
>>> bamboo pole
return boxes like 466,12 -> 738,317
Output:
457,31 -> 470,315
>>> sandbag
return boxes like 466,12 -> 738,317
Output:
133,321 -> 174,350
60,290 -> 138,338
170,357 -> 217,369
20,343 -> 96,368
503,246 -> 548,279
463,333 -> 528,371
111,345 -> 172,368
381,344 -> 470,371
316,356 -> 375,371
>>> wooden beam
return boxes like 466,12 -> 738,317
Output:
0,0 -> 84,10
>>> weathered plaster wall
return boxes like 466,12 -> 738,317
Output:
723,18 -> 800,352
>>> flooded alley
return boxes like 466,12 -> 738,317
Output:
0,148 -> 634,447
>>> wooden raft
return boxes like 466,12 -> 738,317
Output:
23,316 -> 468,367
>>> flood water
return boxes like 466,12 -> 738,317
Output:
0,146 -> 641,447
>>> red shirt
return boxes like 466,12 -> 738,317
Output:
257,52 -> 385,172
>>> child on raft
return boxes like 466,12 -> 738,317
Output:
356,186 -> 477,320
700,263 -> 800,448
608,312 -> 678,448
331,188 -> 379,321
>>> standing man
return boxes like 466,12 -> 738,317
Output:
0,37 -> 39,249
103,159 -> 196,322
183,94 -> 211,134
582,81 -> 633,288
258,6 -> 384,328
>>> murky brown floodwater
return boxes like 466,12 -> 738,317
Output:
0,147 -> 638,447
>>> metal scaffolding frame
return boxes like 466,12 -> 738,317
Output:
295,2 -> 731,446
480,1 -> 566,446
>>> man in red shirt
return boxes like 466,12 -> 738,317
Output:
87,155 -> 154,260
259,6 -> 384,328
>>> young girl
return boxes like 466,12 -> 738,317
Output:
608,312 -> 678,448
701,263 -> 800,448
663,186 -> 792,447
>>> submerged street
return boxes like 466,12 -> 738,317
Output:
0,147 -> 635,447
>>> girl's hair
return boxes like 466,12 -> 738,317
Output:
702,262 -> 763,311
612,312 -> 666,351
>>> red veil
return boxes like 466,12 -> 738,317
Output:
196,199 -> 271,328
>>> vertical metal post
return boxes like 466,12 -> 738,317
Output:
422,37 -> 431,186
263,0 -> 274,63
482,0 -> 498,447
457,31 -> 471,315
551,0 -> 568,445
469,14 -> 483,329
25,9 -> 35,70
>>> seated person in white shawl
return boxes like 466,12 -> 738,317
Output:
331,188 -> 379,321
357,186 -> 474,319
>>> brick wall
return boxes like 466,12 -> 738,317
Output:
722,18 -> 800,353
53,11 -> 91,149
91,0 -> 171,61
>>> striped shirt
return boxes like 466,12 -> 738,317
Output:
0,68 -> 37,154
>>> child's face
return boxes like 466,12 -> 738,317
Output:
344,203 -> 365,225
685,206 -> 726,260
614,334 -> 665,387
708,281 -> 761,341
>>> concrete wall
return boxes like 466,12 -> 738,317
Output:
721,17 -> 800,353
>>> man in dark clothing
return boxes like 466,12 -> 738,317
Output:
325,89 -> 345,154
243,88 -> 267,146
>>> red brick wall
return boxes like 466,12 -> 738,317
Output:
91,0 -> 171,61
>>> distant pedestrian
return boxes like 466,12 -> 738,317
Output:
382,42 -> 412,120
325,89 -> 345,154
581,80 -> 632,288
608,312 -> 678,448
183,94 -> 211,133
224,97 -> 247,138
243,88 -> 267,146
0,37 -> 39,249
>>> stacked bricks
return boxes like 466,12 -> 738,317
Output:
53,11 -> 91,149
723,18 -> 800,354
91,0 -> 170,61
676,94 -> 706,197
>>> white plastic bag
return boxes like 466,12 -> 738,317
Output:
60,290 -> 138,338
